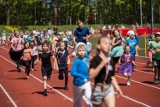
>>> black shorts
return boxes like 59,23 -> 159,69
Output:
152,58 -> 160,70
31,55 -> 38,63
41,67 -> 52,77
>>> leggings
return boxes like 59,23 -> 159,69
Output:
24,60 -> 31,76
111,57 -> 120,72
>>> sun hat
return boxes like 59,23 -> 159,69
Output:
75,42 -> 86,54
127,30 -> 135,36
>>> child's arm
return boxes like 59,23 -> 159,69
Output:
132,60 -> 136,67
111,76 -> 123,96
52,55 -> 59,71
67,55 -> 70,64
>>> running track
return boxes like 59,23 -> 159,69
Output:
0,46 -> 160,107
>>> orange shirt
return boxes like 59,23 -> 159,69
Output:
22,48 -> 33,61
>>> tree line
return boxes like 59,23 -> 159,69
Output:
0,0 -> 160,26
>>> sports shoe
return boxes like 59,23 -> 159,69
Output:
43,89 -> 48,96
127,81 -> 131,86
64,86 -> 69,90
154,77 -> 158,84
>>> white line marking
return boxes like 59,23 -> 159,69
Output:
90,83 -> 151,107
0,55 -> 73,103
116,75 -> 160,90
0,84 -> 18,107
0,47 -> 155,106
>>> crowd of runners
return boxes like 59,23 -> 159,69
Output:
0,21 -> 160,107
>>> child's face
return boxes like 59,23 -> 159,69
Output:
125,46 -> 130,54
114,30 -> 119,37
59,43 -> 65,51
155,36 -> 160,41
77,45 -> 86,58
99,38 -> 111,53
42,44 -> 48,51
129,34 -> 134,39
25,42 -> 29,48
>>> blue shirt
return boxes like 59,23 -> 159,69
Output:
71,57 -> 90,86
125,38 -> 138,55
74,27 -> 90,43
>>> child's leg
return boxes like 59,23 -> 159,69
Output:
24,60 -> 31,78
43,76 -> 48,96
64,68 -> 68,90
127,76 -> 131,86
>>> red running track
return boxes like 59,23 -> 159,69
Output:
0,46 -> 160,107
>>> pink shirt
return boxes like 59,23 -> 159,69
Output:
11,37 -> 23,50
22,48 -> 33,61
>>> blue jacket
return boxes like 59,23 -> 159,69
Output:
71,57 -> 90,86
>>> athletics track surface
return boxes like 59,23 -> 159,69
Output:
0,45 -> 160,107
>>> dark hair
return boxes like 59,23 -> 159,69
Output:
155,33 -> 160,37
77,20 -> 83,25
42,40 -> 49,47
124,45 -> 130,54
96,37 -> 110,54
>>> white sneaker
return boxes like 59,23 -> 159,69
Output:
127,81 -> 131,86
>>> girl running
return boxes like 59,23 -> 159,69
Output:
118,45 -> 136,86
30,41 -> 38,71
89,37 -> 122,107
56,41 -> 70,90
21,42 -> 33,79
71,42 -> 92,107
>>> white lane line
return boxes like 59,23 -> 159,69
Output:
0,53 -> 153,107
90,83 -> 151,107
116,75 -> 160,90
0,47 -> 155,106
0,84 -> 18,107
0,55 -> 73,102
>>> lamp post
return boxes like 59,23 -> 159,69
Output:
150,0 -> 154,34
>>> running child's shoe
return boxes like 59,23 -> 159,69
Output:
154,77 -> 159,84
43,89 -> 48,96
127,81 -> 131,86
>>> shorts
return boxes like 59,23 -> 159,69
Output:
152,58 -> 160,70
91,84 -> 114,105
41,67 -> 52,77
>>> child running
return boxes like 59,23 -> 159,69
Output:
118,45 -> 136,86
89,37 -> 123,107
71,42 -> 92,107
38,40 -> 58,96
56,41 -> 70,90
30,41 -> 38,71
148,32 -> 160,84
21,42 -> 33,79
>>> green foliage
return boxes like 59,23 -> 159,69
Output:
0,0 -> 160,25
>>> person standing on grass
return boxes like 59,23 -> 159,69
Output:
89,37 -> 123,107
56,41 -> 70,90
148,32 -> 160,84
118,45 -> 136,86
71,42 -> 92,107
37,41 -> 58,96
72,21 -> 91,57
21,42 -> 33,79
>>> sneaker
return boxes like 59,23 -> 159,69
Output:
64,86 -> 69,90
43,89 -> 48,96
47,75 -> 51,80
27,76 -> 30,79
154,77 -> 158,84
127,81 -> 131,86
17,67 -> 21,72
